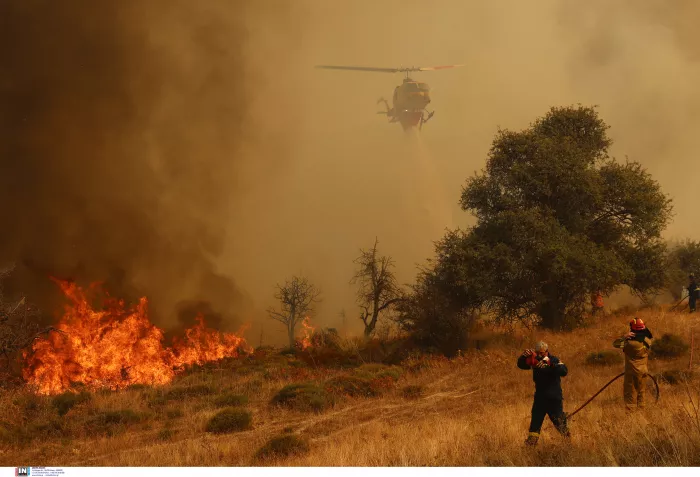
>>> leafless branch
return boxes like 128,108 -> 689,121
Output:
351,238 -> 403,337
267,275 -> 321,348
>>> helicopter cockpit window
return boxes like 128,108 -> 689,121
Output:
404,82 -> 429,92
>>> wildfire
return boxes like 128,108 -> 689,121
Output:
300,316 -> 315,350
23,279 -> 251,395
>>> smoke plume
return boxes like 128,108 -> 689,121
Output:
0,0 -> 298,330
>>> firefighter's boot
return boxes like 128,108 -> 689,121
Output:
525,432 -> 539,446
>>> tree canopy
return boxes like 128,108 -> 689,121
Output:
425,105 -> 672,329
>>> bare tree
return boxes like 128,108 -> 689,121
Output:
351,238 -> 403,338
267,275 -> 321,349
0,264 -> 62,374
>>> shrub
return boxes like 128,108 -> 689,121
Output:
325,375 -> 378,398
157,428 -> 175,441
52,391 -> 91,416
86,409 -> 145,435
213,393 -> 249,408
254,434 -> 310,461
165,408 -> 184,419
402,385 -> 424,399
271,383 -> 331,413
651,334 -> 689,359
205,408 -> 252,434
659,369 -> 695,385
165,384 -> 216,400
354,363 -> 402,381
585,350 -> 624,366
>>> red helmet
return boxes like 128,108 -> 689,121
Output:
630,318 -> 645,331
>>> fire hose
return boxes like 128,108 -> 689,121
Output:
566,372 -> 660,420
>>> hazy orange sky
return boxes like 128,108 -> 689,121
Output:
222,0 -> 700,341
2,0 -> 698,344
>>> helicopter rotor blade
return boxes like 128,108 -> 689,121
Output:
315,65 -> 401,73
315,64 -> 465,74
416,64 -> 465,71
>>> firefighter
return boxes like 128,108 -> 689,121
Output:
517,341 -> 570,445
613,317 -> 653,411
689,274 -> 698,313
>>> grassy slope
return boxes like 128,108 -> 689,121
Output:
1,309 -> 699,466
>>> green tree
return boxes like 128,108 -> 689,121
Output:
666,239 -> 700,300
394,267 -> 476,356
426,105 -> 672,329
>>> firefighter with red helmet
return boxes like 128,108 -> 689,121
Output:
613,318 -> 653,411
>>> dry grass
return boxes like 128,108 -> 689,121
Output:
1,309 -> 700,466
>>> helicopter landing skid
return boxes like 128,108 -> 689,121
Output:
420,110 -> 435,130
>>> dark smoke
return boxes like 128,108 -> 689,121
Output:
0,1 -> 258,330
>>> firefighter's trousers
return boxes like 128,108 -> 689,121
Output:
623,370 -> 646,410
528,397 -> 569,437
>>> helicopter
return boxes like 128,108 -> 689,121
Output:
315,64 -> 464,131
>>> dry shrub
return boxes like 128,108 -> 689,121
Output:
401,352 -> 451,373
402,384 -> 424,399
271,383 -> 332,413
165,383 -> 216,400
658,369 -> 695,385
213,393 -> 248,408
157,428 -> 175,441
205,408 -> 252,434
52,391 -> 91,416
254,434 -> 310,461
85,409 -> 145,436
324,375 -> 379,398
165,408 -> 184,419
651,334 -> 689,359
585,350 -> 624,366
354,363 -> 402,381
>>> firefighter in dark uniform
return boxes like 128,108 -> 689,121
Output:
689,274 -> 698,313
517,341 -> 570,445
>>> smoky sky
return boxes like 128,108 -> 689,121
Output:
1,0 -> 699,342
0,1 -> 272,329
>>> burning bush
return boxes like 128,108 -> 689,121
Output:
271,383 -> 332,413
205,408 -> 252,434
254,434 -> 310,461
22,280 -> 251,395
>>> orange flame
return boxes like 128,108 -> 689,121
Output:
300,317 -> 315,350
22,279 -> 251,395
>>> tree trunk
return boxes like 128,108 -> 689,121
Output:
363,308 -> 380,338
539,300 -> 565,330
288,323 -> 296,349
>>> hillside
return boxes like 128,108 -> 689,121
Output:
1,308 -> 699,467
